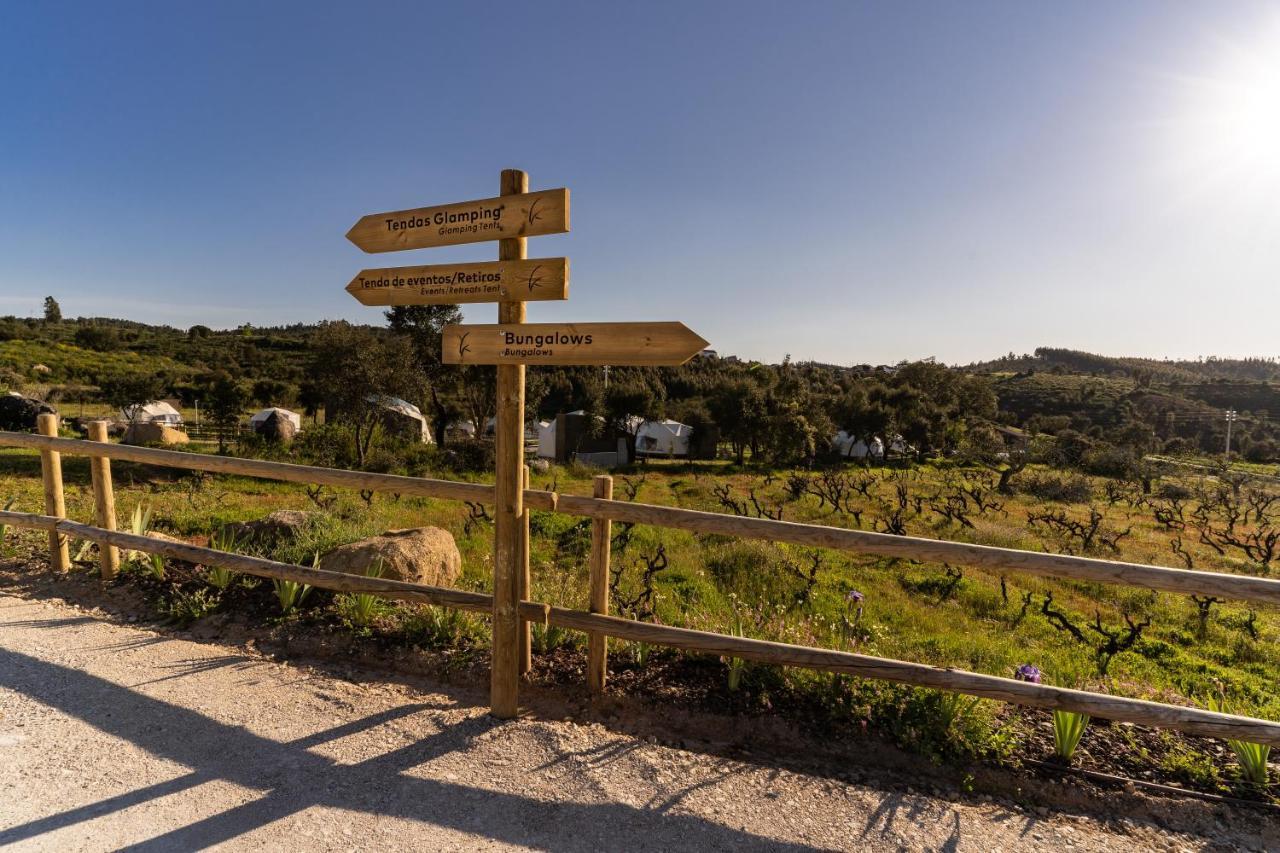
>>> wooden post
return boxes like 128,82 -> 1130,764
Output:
87,420 -> 120,579
587,474 -> 613,693
491,168 -> 528,718
36,413 -> 70,572
518,463 -> 532,675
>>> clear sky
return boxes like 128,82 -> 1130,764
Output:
2,1 -> 1278,365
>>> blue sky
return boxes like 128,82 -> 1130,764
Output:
2,1 -> 1278,364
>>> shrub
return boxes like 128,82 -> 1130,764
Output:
1080,444 -> 1139,479
441,439 -> 495,474
163,588 -> 220,625
336,561 -> 385,629
1208,695 -> 1272,787
1052,710 -> 1090,762
292,423 -> 356,469
1019,473 -> 1093,503
273,578 -> 313,614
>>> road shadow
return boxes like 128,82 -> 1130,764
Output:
0,648 -> 827,851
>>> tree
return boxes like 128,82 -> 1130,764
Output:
43,296 -> 62,324
100,374 -> 167,422
386,304 -> 461,444
709,380 -> 767,465
251,379 -> 292,408
204,372 -> 247,453
297,381 -> 325,425
308,321 -> 423,467
73,325 -> 120,351
604,375 -> 665,458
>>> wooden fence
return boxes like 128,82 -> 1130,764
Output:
2,418 -> 1279,749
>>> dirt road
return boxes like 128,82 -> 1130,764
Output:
0,592 -> 1266,851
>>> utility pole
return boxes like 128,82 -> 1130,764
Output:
1224,409 -> 1238,459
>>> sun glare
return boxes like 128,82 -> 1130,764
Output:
1171,17 -> 1280,190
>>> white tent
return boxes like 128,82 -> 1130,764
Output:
831,431 -> 884,460
122,401 -> 182,425
367,395 -> 433,444
634,419 -> 693,457
535,420 -> 556,458
249,407 -> 302,430
447,420 -> 477,439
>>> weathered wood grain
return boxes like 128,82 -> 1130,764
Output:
346,258 -> 568,306
442,322 -> 709,366
554,495 -> 1280,606
86,420 -> 119,579
346,188 -> 568,253
36,414 -> 69,572
490,167 -> 529,720
587,475 -> 613,693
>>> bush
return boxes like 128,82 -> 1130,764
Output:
1019,472 -> 1093,503
293,423 -> 356,468
441,439 -> 495,474
1244,440 -> 1277,464
1079,443 -> 1139,479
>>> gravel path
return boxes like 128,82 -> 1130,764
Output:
0,592 -> 1260,851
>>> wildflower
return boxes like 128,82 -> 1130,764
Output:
846,590 -> 865,605
1014,664 -> 1042,684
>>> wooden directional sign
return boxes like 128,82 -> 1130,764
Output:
346,258 -> 569,306
347,188 -> 569,253
442,322 -> 709,367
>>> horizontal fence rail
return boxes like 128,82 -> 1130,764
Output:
3,507 -> 1278,748
3,431 -> 1278,607
555,497 -> 1280,607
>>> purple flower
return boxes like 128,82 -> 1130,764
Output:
846,590 -> 865,605
1014,664 -> 1042,684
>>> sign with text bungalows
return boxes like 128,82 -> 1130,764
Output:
442,322 -> 709,367
346,188 -> 569,253
346,258 -> 569,306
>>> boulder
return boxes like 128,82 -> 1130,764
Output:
318,527 -> 461,587
254,411 -> 297,443
123,422 -> 189,445
221,510 -> 322,547
0,394 -> 56,432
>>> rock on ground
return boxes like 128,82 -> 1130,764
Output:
122,422 -> 189,445
0,394 -> 56,432
318,527 -> 461,586
221,510 -> 323,547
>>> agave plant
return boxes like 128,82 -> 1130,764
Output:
726,603 -> 746,691
1209,695 -> 1272,787
273,578 -> 313,614
1052,710 -> 1090,762
204,528 -> 240,590
121,501 -> 165,578
338,560 -> 385,628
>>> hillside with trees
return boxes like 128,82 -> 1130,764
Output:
3,303 -> 1279,470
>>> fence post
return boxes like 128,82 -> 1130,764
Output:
518,464 -> 533,675
87,420 -> 120,579
36,413 -> 70,572
587,474 -> 613,693
491,167 -> 529,719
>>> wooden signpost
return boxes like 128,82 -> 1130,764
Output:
346,258 -> 569,306
442,322 -> 708,366
347,188 -> 569,253
344,171 -> 706,720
